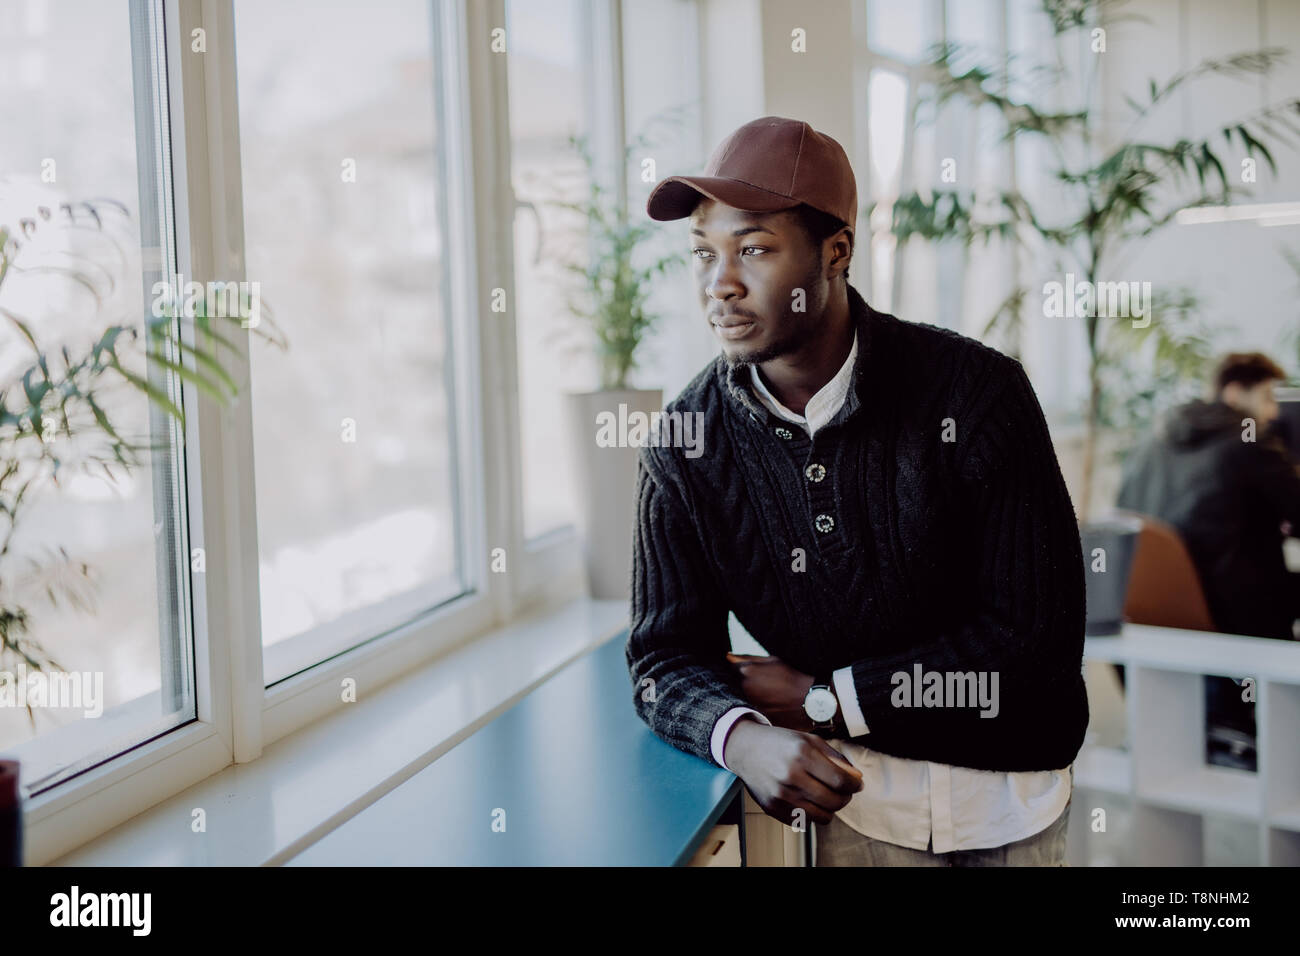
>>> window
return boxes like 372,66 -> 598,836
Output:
4,0 -> 605,861
866,67 -> 909,312
865,0 -> 934,62
506,0 -> 593,541
0,0 -> 194,792
619,0 -> 705,404
233,0 -> 465,683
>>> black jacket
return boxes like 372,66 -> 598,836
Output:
626,283 -> 1089,772
1116,398 -> 1300,641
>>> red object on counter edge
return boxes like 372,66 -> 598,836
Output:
0,761 -> 18,809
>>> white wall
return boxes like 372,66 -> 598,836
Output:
1100,0 -> 1300,365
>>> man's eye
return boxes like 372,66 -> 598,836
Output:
691,247 -> 766,259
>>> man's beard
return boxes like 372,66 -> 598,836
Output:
724,317 -> 820,369
722,260 -> 827,369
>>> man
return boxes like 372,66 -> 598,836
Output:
1116,353 -> 1300,769
625,116 -> 1088,866
1117,352 -> 1300,643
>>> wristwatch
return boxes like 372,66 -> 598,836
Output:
803,675 -> 839,733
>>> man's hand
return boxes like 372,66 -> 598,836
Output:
723,718 -> 863,826
726,653 -> 820,731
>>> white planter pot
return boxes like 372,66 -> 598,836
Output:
563,388 -> 664,600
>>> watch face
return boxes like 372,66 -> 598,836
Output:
805,686 -> 838,723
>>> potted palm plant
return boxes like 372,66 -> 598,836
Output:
549,131 -> 684,599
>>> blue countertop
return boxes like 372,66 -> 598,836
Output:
286,631 -> 743,866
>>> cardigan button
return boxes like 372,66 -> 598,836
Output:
814,513 -> 835,533
805,463 -> 827,482
774,426 -> 794,440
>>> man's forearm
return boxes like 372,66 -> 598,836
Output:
625,641 -> 754,765
626,451 -> 755,766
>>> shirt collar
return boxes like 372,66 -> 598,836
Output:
749,329 -> 858,436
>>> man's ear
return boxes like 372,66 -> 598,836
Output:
830,228 -> 854,281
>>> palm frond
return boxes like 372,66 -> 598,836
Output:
1125,49 -> 1290,125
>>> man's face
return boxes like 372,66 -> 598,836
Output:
689,199 -> 828,366
1222,380 -> 1280,427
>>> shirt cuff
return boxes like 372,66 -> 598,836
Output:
711,707 -> 771,771
833,665 -> 869,737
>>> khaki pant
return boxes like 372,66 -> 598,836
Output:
814,795 -> 1072,866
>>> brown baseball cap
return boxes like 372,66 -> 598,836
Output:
646,115 -> 857,228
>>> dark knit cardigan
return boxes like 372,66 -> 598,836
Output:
625,283 -> 1089,773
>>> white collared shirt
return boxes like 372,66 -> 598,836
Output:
711,329 -> 1072,852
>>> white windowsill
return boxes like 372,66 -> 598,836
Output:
50,596 -> 630,866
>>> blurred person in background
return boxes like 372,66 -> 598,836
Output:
1118,352 -> 1300,642
1117,352 -> 1300,768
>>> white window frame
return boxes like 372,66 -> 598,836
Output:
21,0 -> 604,865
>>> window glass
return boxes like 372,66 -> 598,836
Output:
0,0 -> 194,792
506,0 -> 590,540
234,0 -> 463,683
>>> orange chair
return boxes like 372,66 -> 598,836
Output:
1104,512 -> 1257,767
1117,510 -> 1217,632
1106,510 -> 1215,697
1113,510 -> 1260,768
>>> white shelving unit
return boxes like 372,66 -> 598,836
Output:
1071,624 -> 1300,866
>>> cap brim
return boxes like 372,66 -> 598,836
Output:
645,176 -> 801,221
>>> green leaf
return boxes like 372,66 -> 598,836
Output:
1,310 -> 40,354
84,392 -> 125,445
163,335 -> 238,394
144,350 -> 232,402
107,357 -> 186,424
